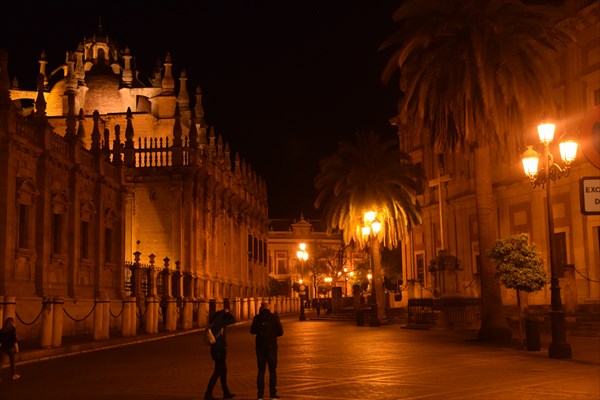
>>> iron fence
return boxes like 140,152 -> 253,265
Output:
407,297 -> 481,328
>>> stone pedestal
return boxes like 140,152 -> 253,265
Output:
145,295 -> 159,334
196,298 -> 208,327
40,298 -> 54,349
165,297 -> 177,332
122,298 -> 137,337
94,298 -> 110,341
182,298 -> 193,329
232,297 -> 241,320
248,297 -> 256,319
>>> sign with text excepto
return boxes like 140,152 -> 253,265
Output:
580,177 -> 600,215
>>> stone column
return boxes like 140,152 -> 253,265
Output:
93,298 -> 105,341
40,297 -> 54,349
145,295 -> 159,334
197,298 -> 208,327
122,297 -> 136,337
182,298 -> 193,330
173,261 -> 183,300
101,298 -> 110,339
248,297 -> 256,319
162,258 -> 177,331
50,298 -> 64,348
145,256 -> 160,335
166,297 -> 178,332
241,297 -> 249,321
232,297 -> 241,321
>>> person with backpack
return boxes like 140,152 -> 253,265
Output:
0,317 -> 20,381
204,308 -> 236,400
250,302 -> 283,400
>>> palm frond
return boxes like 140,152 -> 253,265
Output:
314,131 -> 425,249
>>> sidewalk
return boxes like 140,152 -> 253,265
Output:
8,326 -> 207,367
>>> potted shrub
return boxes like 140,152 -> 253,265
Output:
487,233 -> 547,348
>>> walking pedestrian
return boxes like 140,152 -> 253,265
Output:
204,308 -> 237,400
0,317 -> 20,381
250,302 -> 283,400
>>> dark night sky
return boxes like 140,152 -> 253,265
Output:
0,0 -> 403,219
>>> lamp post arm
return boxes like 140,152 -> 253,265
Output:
532,150 -> 570,188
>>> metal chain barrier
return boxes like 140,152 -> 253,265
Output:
575,266 -> 600,283
109,302 -> 125,319
136,305 -> 148,320
63,302 -> 96,322
15,306 -> 43,326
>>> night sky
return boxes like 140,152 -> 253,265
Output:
0,1 -> 403,219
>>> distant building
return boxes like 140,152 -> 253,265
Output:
394,1 -> 600,313
0,27 -> 270,340
268,215 -> 364,300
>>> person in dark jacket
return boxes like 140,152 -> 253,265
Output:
204,308 -> 237,400
0,317 -> 20,381
250,302 -> 283,400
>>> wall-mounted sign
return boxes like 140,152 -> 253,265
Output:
580,176 -> 600,215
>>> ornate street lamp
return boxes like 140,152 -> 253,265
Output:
296,243 -> 309,321
362,211 -> 386,326
521,121 -> 577,359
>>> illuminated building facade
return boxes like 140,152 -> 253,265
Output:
0,28 -> 271,340
395,1 -> 600,315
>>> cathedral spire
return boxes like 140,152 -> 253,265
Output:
112,125 -> 123,166
38,51 -> 48,89
172,103 -> 182,147
34,73 -> 46,117
91,110 -> 101,155
161,52 -> 175,94
124,107 -> 135,167
76,109 -> 86,142
122,46 -> 133,87
65,90 -> 77,142
152,57 -> 162,88
177,67 -> 189,112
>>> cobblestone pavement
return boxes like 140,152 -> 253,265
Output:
1,312 -> 599,400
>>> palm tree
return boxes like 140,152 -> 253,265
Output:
314,131 -> 425,324
381,0 -> 570,342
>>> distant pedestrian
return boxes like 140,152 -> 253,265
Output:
250,302 -> 283,400
0,317 -> 20,381
315,300 -> 321,317
204,308 -> 237,400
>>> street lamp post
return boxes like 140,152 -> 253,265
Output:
297,243 -> 308,321
362,211 -> 386,326
522,121 -> 577,359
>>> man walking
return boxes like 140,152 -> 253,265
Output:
204,308 -> 237,400
250,302 -> 283,400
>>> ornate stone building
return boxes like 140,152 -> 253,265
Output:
395,1 -> 600,315
0,28 -> 273,341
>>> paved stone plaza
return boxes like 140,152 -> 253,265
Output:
1,312 -> 599,400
